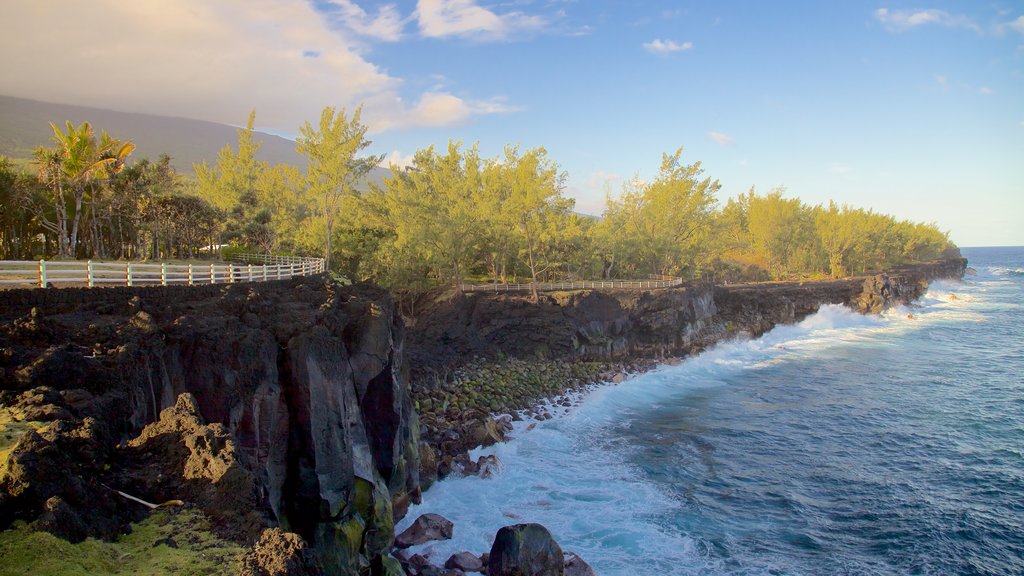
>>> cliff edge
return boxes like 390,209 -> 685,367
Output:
0,276 -> 420,574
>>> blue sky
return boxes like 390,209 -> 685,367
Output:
2,1 -> 1022,246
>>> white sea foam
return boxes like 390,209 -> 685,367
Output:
397,280 -> 987,574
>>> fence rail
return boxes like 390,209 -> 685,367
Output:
461,276 -> 684,292
0,255 -> 325,289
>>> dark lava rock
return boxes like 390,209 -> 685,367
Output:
487,523 -> 564,576
240,527 -> 321,576
0,421 -> 128,541
446,550 -> 484,572
120,392 -> 266,541
395,512 -> 455,548
563,551 -> 596,576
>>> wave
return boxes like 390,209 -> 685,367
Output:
989,266 -> 1024,277
397,279 -> 991,575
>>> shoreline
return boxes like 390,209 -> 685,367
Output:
0,256 -> 968,575
408,257 -> 968,490
399,275 -> 972,572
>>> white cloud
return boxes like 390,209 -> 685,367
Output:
1010,16 -> 1024,34
643,39 -> 693,55
874,8 -> 980,33
370,92 -> 522,131
708,131 -> 733,145
382,150 -> 416,169
416,0 -> 546,40
0,0 -> 516,135
321,0 -> 406,41
978,86 -> 994,95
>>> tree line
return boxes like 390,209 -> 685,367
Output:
0,106 -> 953,290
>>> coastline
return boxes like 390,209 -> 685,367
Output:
398,259 -> 970,572
407,256 -> 969,488
0,255 -> 967,574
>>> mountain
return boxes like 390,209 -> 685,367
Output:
0,95 -> 391,187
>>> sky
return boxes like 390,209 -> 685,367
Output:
1,1 -> 1022,246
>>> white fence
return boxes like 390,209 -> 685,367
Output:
0,255 -> 325,289
461,275 -> 684,292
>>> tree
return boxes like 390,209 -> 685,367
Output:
377,142 -> 484,287
815,201 -> 861,278
597,149 -> 719,278
746,188 -> 819,278
195,111 -> 266,248
498,146 -> 573,301
296,106 -> 379,271
33,121 -> 134,257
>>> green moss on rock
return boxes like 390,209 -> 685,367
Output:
0,508 -> 244,576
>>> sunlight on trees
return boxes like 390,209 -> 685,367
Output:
1,109 -> 954,290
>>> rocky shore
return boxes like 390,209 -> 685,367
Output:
406,255 -> 968,474
0,254 -> 966,575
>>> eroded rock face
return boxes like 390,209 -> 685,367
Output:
0,277 -> 421,572
240,528 -> 322,576
120,392 -> 266,541
486,523 -> 565,576
408,286 -> 718,369
407,257 -> 967,372
446,551 -> 484,572
563,551 -> 596,576
395,512 -> 454,548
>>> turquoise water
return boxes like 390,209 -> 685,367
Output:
399,247 -> 1024,575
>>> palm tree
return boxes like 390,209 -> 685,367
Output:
33,121 -> 134,257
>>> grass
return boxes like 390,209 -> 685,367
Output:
0,509 -> 245,576
0,408 -> 43,467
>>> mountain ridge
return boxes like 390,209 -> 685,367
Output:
0,94 -> 314,169
0,94 -> 392,187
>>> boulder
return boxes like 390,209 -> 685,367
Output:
477,455 -> 501,479
446,550 -> 484,572
464,417 -> 507,448
240,528 -> 321,576
487,523 -> 564,576
395,512 -> 454,548
120,393 -> 265,541
563,551 -> 596,576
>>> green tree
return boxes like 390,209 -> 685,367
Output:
296,106 -> 379,271
377,142 -> 485,287
194,110 -> 266,248
814,201 -> 862,278
597,149 -> 719,278
33,121 -> 134,257
492,146 -> 573,300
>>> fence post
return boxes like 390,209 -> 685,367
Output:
126,262 -> 132,287
263,264 -> 267,281
87,260 -> 94,288
161,262 -> 167,286
248,264 -> 253,282
210,263 -> 216,285
188,264 -> 193,286
229,264 -> 235,284
38,259 -> 46,288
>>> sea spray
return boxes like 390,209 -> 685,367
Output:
400,248 -> 1023,575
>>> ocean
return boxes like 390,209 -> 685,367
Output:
397,247 -> 1024,576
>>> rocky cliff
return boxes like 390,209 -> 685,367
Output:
0,255 -> 966,574
408,256 -> 968,371
0,276 -> 420,573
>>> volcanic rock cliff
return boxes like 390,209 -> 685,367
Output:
0,255 -> 966,574
0,277 -> 420,573
407,256 -> 968,372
